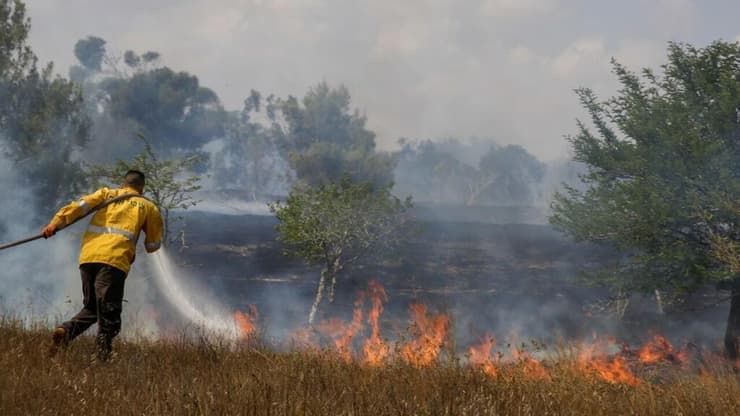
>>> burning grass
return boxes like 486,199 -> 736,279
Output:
1,280 -> 738,415
0,300 -> 740,415
1,317 -> 739,415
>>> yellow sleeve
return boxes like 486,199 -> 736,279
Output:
50,188 -> 112,229
144,205 -> 164,253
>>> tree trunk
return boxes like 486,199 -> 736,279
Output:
328,272 -> 337,304
654,289 -> 664,315
615,287 -> 629,320
724,286 -> 740,361
308,269 -> 327,325
328,258 -> 342,304
162,208 -> 170,247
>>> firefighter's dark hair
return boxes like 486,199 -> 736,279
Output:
124,169 -> 146,191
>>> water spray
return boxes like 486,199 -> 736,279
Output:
0,193 -> 242,340
151,249 -> 241,340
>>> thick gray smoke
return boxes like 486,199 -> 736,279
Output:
0,151 -> 79,320
393,138 -> 586,224
202,138 -> 295,203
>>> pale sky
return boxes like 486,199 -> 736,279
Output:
26,0 -> 740,161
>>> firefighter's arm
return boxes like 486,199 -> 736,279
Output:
143,206 -> 164,253
48,188 -> 112,229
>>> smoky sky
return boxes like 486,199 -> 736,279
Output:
26,0 -> 740,161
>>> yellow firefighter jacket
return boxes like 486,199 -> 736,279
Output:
50,186 -> 164,274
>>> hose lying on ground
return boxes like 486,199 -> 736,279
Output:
0,193 -> 152,251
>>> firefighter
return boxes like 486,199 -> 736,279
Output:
44,169 -> 163,361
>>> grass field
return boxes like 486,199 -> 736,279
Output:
1,319 -> 738,416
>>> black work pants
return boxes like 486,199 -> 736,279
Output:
61,263 -> 127,350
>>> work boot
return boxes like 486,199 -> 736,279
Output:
95,334 -> 112,362
48,327 -> 67,357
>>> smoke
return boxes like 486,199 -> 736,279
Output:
199,136 -> 294,200
188,195 -> 273,216
0,150 -> 173,339
393,138 -> 585,223
0,151 -> 80,320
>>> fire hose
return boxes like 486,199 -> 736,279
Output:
0,193 -> 152,251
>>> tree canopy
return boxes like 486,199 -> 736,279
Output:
88,135 -> 202,246
550,41 -> 740,357
394,139 -> 545,205
65,37 -> 226,156
74,36 -> 106,71
208,94 -> 292,198
270,177 -> 413,324
0,0 -> 90,211
272,83 -> 396,187
98,66 -> 225,151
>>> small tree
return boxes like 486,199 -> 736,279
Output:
88,135 -> 202,245
270,177 -> 413,324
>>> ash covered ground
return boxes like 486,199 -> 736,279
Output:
165,204 -> 729,349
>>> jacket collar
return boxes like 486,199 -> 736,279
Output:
121,186 -> 142,195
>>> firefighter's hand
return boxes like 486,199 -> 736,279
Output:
42,224 -> 57,239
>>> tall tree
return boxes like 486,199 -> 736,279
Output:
74,36 -> 106,71
68,37 -> 226,156
394,139 -> 545,205
550,41 -> 740,358
394,139 -> 478,203
98,67 -> 225,151
474,144 -> 545,205
210,93 -> 292,198
0,0 -> 90,211
274,82 -> 395,187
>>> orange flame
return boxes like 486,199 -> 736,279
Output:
501,333 -> 550,381
362,281 -> 390,366
589,355 -> 642,386
291,326 -> 318,350
400,303 -> 450,367
468,336 -> 499,377
577,337 -> 641,386
511,348 -> 551,381
233,305 -> 259,339
636,334 -> 686,364
316,293 -> 366,362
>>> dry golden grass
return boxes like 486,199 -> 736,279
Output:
1,319 -> 738,416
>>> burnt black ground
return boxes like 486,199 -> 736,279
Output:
167,208 -> 729,348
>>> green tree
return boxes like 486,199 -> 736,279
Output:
68,37 -> 225,155
0,0 -> 90,211
74,36 -> 106,71
550,41 -> 740,358
0,0 -> 33,80
123,50 -> 141,68
474,144 -> 545,205
273,82 -> 395,187
270,177 -> 413,324
98,66 -> 225,151
394,139 -> 478,203
88,136 -> 202,246
394,139 -> 545,205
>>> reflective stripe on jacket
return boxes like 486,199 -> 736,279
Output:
51,186 -> 164,273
